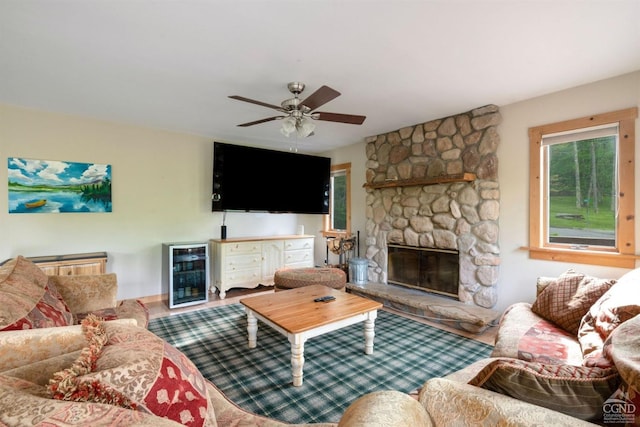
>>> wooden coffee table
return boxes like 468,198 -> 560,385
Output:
239,284 -> 383,386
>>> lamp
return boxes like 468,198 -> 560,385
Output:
280,116 -> 315,138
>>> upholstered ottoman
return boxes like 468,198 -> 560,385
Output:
274,267 -> 347,291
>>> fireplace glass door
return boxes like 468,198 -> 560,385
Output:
387,245 -> 459,299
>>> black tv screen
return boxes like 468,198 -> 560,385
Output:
212,142 -> 330,214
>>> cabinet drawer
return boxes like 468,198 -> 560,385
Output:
224,254 -> 261,269
284,238 -> 314,251
223,242 -> 261,256
222,268 -> 261,285
284,249 -> 313,265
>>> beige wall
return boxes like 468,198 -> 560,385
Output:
494,71 -> 640,311
0,105 -> 309,300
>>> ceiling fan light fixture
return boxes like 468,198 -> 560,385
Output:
280,117 -> 315,138
298,119 -> 315,138
280,117 -> 297,137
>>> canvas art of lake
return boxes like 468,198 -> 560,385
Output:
8,158 -> 112,214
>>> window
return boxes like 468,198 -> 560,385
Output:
323,162 -> 351,237
528,108 -> 637,268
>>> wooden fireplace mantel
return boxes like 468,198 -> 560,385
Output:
362,172 -> 476,189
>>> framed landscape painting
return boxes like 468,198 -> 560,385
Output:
8,157 -> 112,213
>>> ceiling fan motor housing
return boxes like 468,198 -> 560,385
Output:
281,97 -> 301,111
287,82 -> 305,94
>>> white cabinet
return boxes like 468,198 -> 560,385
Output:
284,238 -> 315,268
210,235 -> 314,299
261,240 -> 285,283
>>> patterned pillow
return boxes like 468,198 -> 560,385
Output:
73,299 -> 149,328
50,321 -> 216,426
48,273 -> 118,313
531,269 -> 615,335
0,256 -> 73,331
579,269 -> 640,366
468,358 -> 620,421
516,320 -> 579,364
602,313 -> 640,424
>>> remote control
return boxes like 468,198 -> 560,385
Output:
314,295 -> 336,302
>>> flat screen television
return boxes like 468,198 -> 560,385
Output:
212,142 -> 330,214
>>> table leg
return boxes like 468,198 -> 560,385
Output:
363,310 -> 378,355
289,334 -> 306,387
246,309 -> 258,348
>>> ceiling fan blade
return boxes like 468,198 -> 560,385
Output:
300,85 -> 341,111
315,112 -> 366,125
237,116 -> 283,127
229,95 -> 283,112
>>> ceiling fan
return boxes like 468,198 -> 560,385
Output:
229,82 -> 366,137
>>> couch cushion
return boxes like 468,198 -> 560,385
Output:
49,319 -> 216,427
48,273 -> 118,313
491,302 -> 583,365
605,314 -> 640,393
531,269 -> 615,335
0,319 -> 136,374
0,256 -> 73,331
602,313 -> 640,424
74,299 -> 149,328
338,390 -> 433,427
579,268 -> 640,367
0,374 -> 183,426
0,323 -> 89,371
421,377 -> 599,426
516,319 -> 579,364
468,358 -> 620,422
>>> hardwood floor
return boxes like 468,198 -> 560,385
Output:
144,285 -> 273,319
145,285 -> 497,346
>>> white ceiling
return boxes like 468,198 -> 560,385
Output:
1,0 -> 639,154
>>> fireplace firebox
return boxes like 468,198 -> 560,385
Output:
387,245 -> 459,299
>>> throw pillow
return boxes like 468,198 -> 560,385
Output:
48,273 -> 118,314
602,314 -> 640,424
468,358 -> 620,421
48,315 -> 136,409
531,269 -> 615,335
579,268 -> 640,367
49,320 -> 215,427
604,310 -> 640,392
0,256 -> 73,331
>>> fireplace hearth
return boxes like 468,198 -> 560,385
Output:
387,245 -> 459,299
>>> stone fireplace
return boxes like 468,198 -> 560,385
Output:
363,105 -> 501,309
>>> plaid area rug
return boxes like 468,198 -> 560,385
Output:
149,303 -> 493,424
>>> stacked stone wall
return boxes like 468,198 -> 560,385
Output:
364,105 -> 501,308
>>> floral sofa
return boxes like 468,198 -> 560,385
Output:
0,256 -> 431,427
418,267 -> 640,426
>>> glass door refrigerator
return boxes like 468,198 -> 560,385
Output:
162,242 -> 210,309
